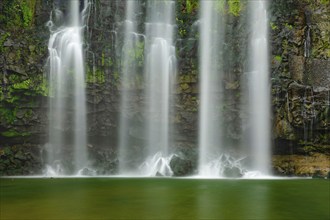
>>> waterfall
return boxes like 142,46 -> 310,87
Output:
198,0 -> 271,177
140,0 -> 177,176
43,0 -> 272,177
46,0 -> 90,176
117,0 -> 176,176
198,0 -> 226,177
304,10 -> 311,58
118,0 -> 142,175
246,0 -> 271,176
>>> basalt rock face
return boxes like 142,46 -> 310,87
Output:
0,0 -> 51,175
269,0 -> 330,176
0,0 -> 329,176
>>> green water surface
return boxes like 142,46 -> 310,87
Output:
0,178 -> 329,219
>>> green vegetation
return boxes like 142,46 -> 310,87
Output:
177,18 -> 187,38
216,0 -> 243,16
216,0 -> 226,13
1,130 -> 31,137
307,0 -> 330,4
274,55 -> 282,62
0,32 -> 11,52
5,75 -> 49,98
320,0 -> 329,4
113,71 -> 120,81
186,0 -> 199,14
0,90 -> 3,101
101,52 -> 113,67
0,74 -> 47,127
284,23 -> 293,30
270,22 -> 278,31
303,145 -> 330,155
0,108 -> 17,124
21,0 -> 35,27
86,69 -> 106,84
228,0 -> 242,16
12,79 -> 32,90
177,0 -> 199,14
0,0 -> 36,29
176,0 -> 199,38
101,52 -> 105,66
125,41 -> 145,67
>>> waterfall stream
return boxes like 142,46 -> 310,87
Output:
198,0 -> 271,177
142,0 -> 176,176
46,0 -> 91,176
247,0 -> 271,176
44,0 -> 272,178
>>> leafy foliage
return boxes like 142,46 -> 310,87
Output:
86,69 -> 106,84
186,0 -> 199,14
1,130 -> 30,137
0,0 -> 36,30
0,32 -> 11,52
0,108 -> 17,124
216,0 -> 243,16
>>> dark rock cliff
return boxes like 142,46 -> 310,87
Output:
0,0 -> 329,176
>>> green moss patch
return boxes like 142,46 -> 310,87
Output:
1,130 -> 31,138
0,0 -> 37,30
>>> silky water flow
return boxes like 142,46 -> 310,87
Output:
44,0 -> 271,178
198,0 -> 271,177
46,0 -> 91,176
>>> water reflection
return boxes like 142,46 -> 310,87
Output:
196,180 -> 270,219
1,178 -> 329,220
197,182 -> 224,219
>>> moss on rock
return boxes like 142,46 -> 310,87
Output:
0,0 -> 37,30
273,153 -> 330,177
1,130 -> 31,138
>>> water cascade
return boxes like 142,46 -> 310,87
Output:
118,0 -> 143,175
198,0 -> 227,177
46,0 -> 90,175
247,0 -> 271,176
139,0 -> 177,176
43,0 -> 271,177
198,0 -> 271,177
118,0 -> 137,174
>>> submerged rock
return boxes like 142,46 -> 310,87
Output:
223,166 -> 243,178
170,155 -> 193,176
312,170 -> 325,179
78,167 -> 97,176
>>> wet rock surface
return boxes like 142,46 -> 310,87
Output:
0,0 -> 329,176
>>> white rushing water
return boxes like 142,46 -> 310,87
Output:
118,0 -> 140,174
248,0 -> 271,175
46,0 -> 90,175
142,0 -> 176,176
44,0 -> 271,177
198,0 -> 271,177
198,0 -> 226,177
